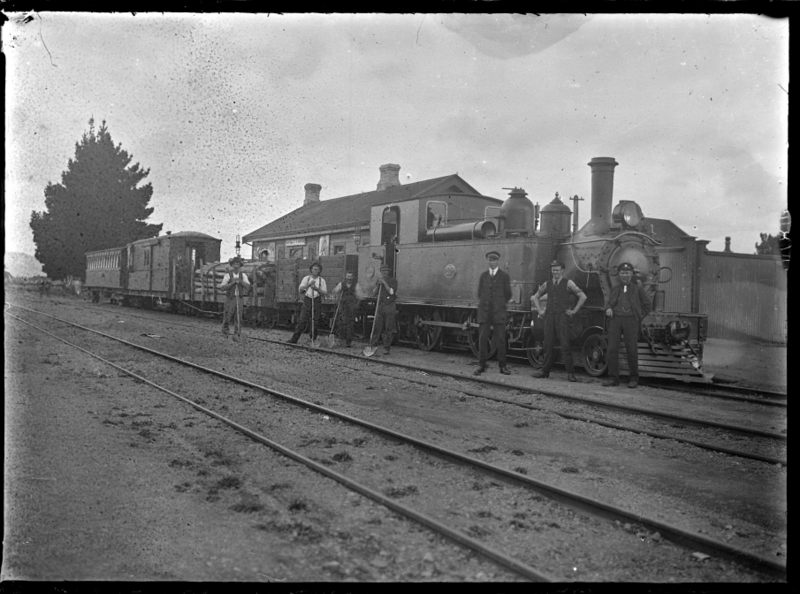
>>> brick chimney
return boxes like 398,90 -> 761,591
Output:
304,183 -> 321,206
377,164 -> 401,191
724,237 -> 732,252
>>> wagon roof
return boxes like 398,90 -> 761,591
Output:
243,173 -> 497,242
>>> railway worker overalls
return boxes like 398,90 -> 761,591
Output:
337,280 -> 359,347
371,275 -> 398,354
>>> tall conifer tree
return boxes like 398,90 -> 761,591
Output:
30,118 -> 162,279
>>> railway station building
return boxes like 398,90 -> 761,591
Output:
242,163 -> 499,263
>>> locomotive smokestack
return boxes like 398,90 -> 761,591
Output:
588,157 -> 619,234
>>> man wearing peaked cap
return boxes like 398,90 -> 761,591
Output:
219,256 -> 251,341
474,250 -> 512,376
530,260 -> 587,382
370,264 -> 398,355
602,262 -> 652,388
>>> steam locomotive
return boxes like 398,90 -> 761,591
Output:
84,157 -> 709,382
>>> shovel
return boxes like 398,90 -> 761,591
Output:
309,287 -> 320,348
362,285 -> 382,357
326,295 -> 342,349
236,285 -> 247,344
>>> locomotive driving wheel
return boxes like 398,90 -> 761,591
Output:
582,333 -> 608,377
464,312 -> 497,359
524,332 -> 546,368
414,307 -> 443,351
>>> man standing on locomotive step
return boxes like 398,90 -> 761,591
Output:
531,261 -> 587,382
219,256 -> 251,341
602,262 -> 652,388
474,251 -> 513,376
332,271 -> 365,347
287,262 -> 327,344
370,264 -> 398,355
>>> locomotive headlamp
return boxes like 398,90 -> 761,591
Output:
612,201 -> 644,229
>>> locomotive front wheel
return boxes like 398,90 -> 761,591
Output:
524,333 -> 546,368
414,308 -> 442,351
582,334 -> 608,377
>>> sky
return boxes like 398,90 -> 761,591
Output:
4,12 -> 789,262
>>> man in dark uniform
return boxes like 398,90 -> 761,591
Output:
474,251 -> 513,376
370,264 -> 398,355
332,271 -> 364,347
287,262 -> 327,343
531,261 -> 587,382
602,262 -> 652,388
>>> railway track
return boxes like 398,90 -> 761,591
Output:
5,303 -> 788,580
13,299 -> 786,467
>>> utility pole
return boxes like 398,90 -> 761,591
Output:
570,195 -> 584,236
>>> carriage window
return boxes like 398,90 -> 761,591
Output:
333,244 -> 345,255
426,201 -> 447,229
144,249 -> 151,268
128,248 -> 134,270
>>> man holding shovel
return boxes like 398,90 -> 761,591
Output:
368,264 -> 398,355
219,256 -> 250,342
287,262 -> 327,344
332,271 -> 364,347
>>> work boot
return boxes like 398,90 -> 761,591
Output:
602,378 -> 619,387
233,334 -> 240,343
499,367 -> 511,375
567,373 -> 577,382
531,370 -> 549,379
345,341 -> 352,347
383,347 -> 391,355
628,379 -> 639,389
473,366 -> 486,376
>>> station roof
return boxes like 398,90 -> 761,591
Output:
243,174 -> 495,242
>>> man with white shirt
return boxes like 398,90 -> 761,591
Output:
531,260 -> 587,382
287,262 -> 327,344
474,251 -> 513,376
219,256 -> 251,341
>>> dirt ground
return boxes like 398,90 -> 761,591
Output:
700,338 -> 787,393
2,295 -> 787,582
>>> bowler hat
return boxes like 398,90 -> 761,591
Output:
618,262 -> 634,272
549,260 -> 565,269
485,251 -> 501,260
309,262 -> 322,272
229,256 -> 244,266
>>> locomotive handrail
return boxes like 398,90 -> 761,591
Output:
558,230 -> 662,247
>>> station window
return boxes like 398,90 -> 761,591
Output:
333,244 -> 345,255
426,201 -> 447,229
277,246 -> 285,260
288,247 -> 303,259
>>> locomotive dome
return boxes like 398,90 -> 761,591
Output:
499,187 -> 534,236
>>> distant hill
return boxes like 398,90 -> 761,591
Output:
4,252 -> 44,278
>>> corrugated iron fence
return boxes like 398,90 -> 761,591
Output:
656,246 -> 787,343
699,252 -> 787,343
